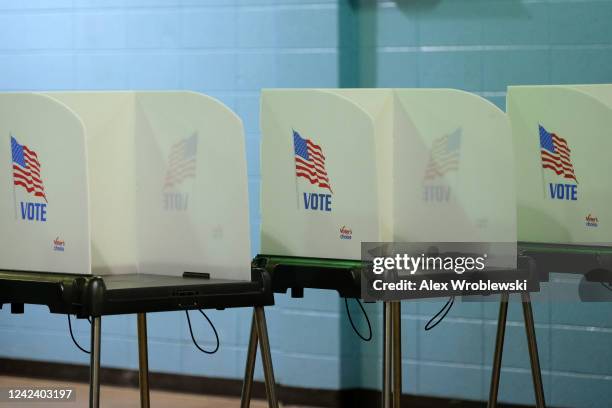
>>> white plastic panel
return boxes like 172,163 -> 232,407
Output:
134,92 -> 251,280
0,93 -> 90,274
508,85 -> 612,246
329,89 -> 395,240
393,89 -> 517,245
46,92 -> 138,275
260,89 -> 381,260
1,91 -> 251,279
260,88 -> 517,266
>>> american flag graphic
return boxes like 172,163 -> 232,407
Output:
293,130 -> 332,193
424,128 -> 461,180
539,125 -> 577,183
11,136 -> 47,202
163,133 -> 198,190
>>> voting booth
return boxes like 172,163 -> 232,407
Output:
260,89 -> 516,265
0,91 -> 251,280
508,85 -> 612,248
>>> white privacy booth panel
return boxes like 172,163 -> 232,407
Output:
393,89 -> 517,242
1,92 -> 251,279
134,92 -> 251,280
261,89 -> 517,266
0,93 -> 90,274
393,89 -> 517,268
260,90 -> 382,260
507,85 -> 612,246
329,89 -> 395,240
45,92 -> 138,275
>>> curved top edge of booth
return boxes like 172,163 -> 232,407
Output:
260,88 -> 380,124
508,84 -> 612,112
260,88 -> 506,118
137,90 -> 244,127
39,90 -> 243,128
395,87 -> 507,116
20,92 -> 88,133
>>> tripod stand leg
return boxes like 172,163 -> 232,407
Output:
487,293 -> 509,408
521,292 -> 546,408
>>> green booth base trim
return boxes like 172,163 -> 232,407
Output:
0,357 -> 551,408
256,255 -> 363,270
518,242 -> 612,281
254,254 -> 540,299
253,254 -> 363,298
519,241 -> 612,256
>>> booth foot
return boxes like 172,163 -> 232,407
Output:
137,313 -> 150,408
240,307 -> 279,408
89,316 -> 101,408
487,293 -> 546,408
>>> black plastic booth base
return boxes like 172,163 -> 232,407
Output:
0,268 -> 277,408
249,254 -> 543,408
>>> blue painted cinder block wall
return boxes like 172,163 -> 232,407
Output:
1,1 -> 612,407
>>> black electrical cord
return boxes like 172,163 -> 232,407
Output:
424,296 -> 455,331
345,298 -> 372,342
600,282 -> 612,292
67,314 -> 90,354
185,310 -> 220,354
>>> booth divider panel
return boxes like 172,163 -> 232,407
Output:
0,93 -> 90,275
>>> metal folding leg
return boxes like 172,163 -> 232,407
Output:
89,316 -> 102,408
487,293 -> 546,408
255,307 -> 279,408
240,307 -> 279,408
137,313 -> 150,408
382,301 -> 393,408
382,301 -> 402,408
487,293 -> 509,408
392,302 -> 402,408
521,292 -> 546,408
241,312 -> 259,408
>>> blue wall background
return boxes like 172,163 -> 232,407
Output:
1,1 -> 612,407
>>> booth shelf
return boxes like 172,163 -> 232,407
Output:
0,268 -> 273,318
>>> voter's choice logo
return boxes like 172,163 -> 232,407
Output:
53,236 -> 65,252
339,225 -> 352,240
422,128 -> 461,203
293,130 -> 332,212
10,135 -> 48,222
538,125 -> 578,201
163,133 -> 198,211
585,214 -> 599,228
